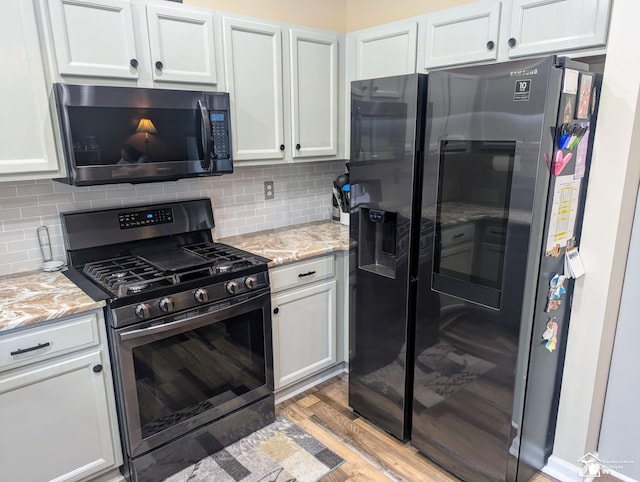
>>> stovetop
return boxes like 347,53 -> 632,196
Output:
81,242 -> 267,299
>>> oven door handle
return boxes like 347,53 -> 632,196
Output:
119,295 -> 264,341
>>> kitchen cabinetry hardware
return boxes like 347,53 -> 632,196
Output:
298,271 -> 316,278
296,144 -> 301,150
280,144 -> 285,151
93,364 -> 103,373
155,60 -> 164,70
130,58 -> 138,68
273,307 -> 279,314
508,37 -> 517,47
487,40 -> 495,50
452,233 -> 465,239
10,342 -> 50,356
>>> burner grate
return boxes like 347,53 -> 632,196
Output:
83,256 -> 176,297
184,243 -> 259,273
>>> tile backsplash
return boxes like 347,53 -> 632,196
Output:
0,160 -> 345,276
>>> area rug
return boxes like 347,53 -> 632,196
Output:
163,416 -> 344,482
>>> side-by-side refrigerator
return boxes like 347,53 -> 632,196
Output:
349,56 -> 599,481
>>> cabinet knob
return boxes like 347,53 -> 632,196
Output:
93,364 -> 103,373
508,37 -> 517,48
295,143 -> 301,150
130,58 -> 139,68
486,40 -> 495,50
155,61 -> 164,70
273,307 -> 279,314
279,144 -> 285,151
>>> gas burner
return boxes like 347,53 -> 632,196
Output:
111,272 -> 127,279
127,283 -> 149,294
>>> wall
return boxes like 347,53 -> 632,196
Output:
184,0 -> 476,32
598,184 -> 640,480
552,0 -> 640,469
345,0 -> 474,31
184,0 -> 346,31
0,161 -> 344,276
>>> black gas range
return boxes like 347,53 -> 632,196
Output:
61,198 -> 275,482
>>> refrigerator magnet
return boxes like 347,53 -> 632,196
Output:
542,319 -> 559,352
562,95 -> 576,123
576,73 -> 594,120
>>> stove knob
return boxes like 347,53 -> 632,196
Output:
244,276 -> 258,290
159,297 -> 174,313
135,303 -> 150,319
226,280 -> 239,295
194,288 -> 209,303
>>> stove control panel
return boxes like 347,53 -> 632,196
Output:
111,271 -> 270,328
118,207 -> 174,229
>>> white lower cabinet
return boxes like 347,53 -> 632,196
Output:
0,311 -> 121,482
270,255 -> 338,393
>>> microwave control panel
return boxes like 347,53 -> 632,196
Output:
210,111 -> 230,159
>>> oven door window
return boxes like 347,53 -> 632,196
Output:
121,304 -> 269,445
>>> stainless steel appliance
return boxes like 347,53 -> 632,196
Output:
54,84 -> 233,186
349,57 -> 599,481
61,198 -> 274,482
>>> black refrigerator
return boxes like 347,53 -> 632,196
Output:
349,56 -> 599,481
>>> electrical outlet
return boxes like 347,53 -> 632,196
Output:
264,181 -> 274,200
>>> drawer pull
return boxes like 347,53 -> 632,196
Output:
10,342 -> 51,356
452,233 -> 465,239
298,271 -> 316,278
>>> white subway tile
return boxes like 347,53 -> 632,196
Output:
17,184 -> 55,196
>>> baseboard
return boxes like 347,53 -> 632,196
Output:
543,455 -> 582,481
275,363 -> 347,404
607,468 -> 638,482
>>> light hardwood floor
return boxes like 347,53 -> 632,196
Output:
276,373 -> 554,482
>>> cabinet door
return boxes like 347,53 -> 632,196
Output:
424,2 -> 501,69
48,0 -> 140,79
0,0 -> 59,177
147,4 -> 217,85
272,280 -> 337,390
355,22 -> 418,80
0,350 -> 116,481
440,242 -> 475,275
289,29 -> 338,159
507,0 -> 611,58
223,18 -> 284,161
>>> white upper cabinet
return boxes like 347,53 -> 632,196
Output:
48,0 -> 140,79
506,0 -> 611,58
354,21 -> 418,80
223,17 -> 342,164
423,2 -> 501,70
0,0 -> 60,179
46,0 -> 219,87
223,18 -> 284,162
146,3 -> 217,84
289,29 -> 338,158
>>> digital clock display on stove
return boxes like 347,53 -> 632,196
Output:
118,207 -> 173,229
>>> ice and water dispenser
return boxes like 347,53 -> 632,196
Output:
358,208 -> 397,279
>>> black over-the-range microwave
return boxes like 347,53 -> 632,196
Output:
53,84 -> 233,186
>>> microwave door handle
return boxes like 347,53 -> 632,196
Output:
197,100 -> 213,170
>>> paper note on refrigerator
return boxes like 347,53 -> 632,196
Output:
545,175 -> 581,256
564,247 -> 586,278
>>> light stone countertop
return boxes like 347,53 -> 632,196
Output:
0,270 -> 105,334
219,220 -> 350,267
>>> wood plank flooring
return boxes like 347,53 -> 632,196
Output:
276,373 -> 555,482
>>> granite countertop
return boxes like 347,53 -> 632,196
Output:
0,270 -> 105,334
219,220 -> 350,267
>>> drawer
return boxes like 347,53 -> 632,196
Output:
440,223 -> 475,247
0,312 -> 100,373
270,255 -> 334,293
